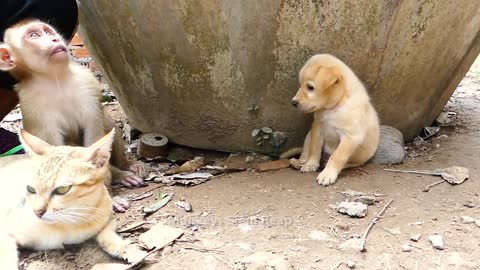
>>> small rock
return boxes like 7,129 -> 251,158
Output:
175,200 -> 193,212
337,201 -> 368,218
475,220 -> 480,228
402,244 -> 412,252
339,238 -> 363,251
335,222 -> 350,231
346,261 -> 356,269
235,242 -> 255,252
428,234 -> 444,250
245,155 -> 255,163
240,252 -> 291,270
461,215 -> 475,224
447,252 -> 478,268
463,201 -> 475,208
238,223 -> 252,232
410,234 -> 422,242
309,230 -> 330,241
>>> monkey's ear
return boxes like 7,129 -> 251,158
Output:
0,44 -> 16,71
84,128 -> 115,169
19,129 -> 53,156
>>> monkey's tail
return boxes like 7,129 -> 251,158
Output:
279,147 -> 303,159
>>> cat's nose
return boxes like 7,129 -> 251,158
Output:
34,209 -> 46,218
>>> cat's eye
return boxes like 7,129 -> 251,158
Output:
26,185 -> 36,194
53,185 -> 72,195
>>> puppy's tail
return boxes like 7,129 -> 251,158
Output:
279,147 -> 303,159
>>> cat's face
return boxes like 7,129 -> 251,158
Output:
19,129 -> 115,224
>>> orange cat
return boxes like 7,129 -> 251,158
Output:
0,129 -> 129,269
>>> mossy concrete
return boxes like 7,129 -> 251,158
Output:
78,0 -> 480,154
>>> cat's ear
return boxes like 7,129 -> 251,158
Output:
19,129 -> 53,156
84,128 -> 115,168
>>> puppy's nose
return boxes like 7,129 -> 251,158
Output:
291,100 -> 299,107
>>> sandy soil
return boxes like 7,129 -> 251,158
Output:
8,56 -> 480,270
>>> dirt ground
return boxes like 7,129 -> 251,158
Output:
6,56 -> 480,270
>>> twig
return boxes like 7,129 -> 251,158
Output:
360,199 -> 394,252
384,168 -> 441,176
331,262 -> 343,270
422,180 -> 446,192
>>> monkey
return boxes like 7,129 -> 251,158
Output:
0,19 -> 145,212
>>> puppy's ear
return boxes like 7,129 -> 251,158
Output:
316,67 -> 342,89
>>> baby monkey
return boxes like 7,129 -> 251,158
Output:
0,20 -> 145,211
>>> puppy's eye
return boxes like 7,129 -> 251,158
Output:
53,185 -> 72,195
307,84 -> 314,91
27,185 -> 36,194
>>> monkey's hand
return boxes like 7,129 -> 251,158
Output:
112,196 -> 130,213
111,165 -> 146,188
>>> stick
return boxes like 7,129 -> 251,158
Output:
360,199 -> 394,252
331,262 -> 343,270
384,169 -> 441,176
422,180 -> 445,192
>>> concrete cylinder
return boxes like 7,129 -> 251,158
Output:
78,0 -> 480,154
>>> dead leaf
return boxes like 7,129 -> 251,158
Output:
124,244 -> 149,264
138,222 -> 184,250
130,192 -> 154,201
437,166 -> 469,184
165,156 -> 205,175
90,263 -> 129,270
153,172 -> 213,186
117,221 -> 152,233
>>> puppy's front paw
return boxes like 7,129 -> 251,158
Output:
290,158 -> 303,170
300,162 -> 319,173
316,167 -> 339,186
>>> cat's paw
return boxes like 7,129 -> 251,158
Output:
300,162 -> 319,173
103,238 -> 131,259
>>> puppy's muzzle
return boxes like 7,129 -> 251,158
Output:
291,100 -> 299,108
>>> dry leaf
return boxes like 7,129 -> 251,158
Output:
90,263 -> 129,270
164,157 -> 205,175
138,222 -> 184,250
143,193 -> 173,214
117,221 -> 150,233
124,244 -> 149,264
438,166 -> 469,184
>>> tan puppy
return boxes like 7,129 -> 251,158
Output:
290,54 -> 380,186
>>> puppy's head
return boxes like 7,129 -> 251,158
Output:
292,54 -> 343,113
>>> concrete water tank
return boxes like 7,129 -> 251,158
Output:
78,0 -> 480,154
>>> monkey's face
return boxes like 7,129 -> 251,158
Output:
0,21 -> 69,74
20,22 -> 69,71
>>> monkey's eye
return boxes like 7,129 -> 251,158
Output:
45,30 -> 55,35
29,32 -> 41,38
53,185 -> 72,195
307,84 -> 315,91
26,185 -> 36,194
